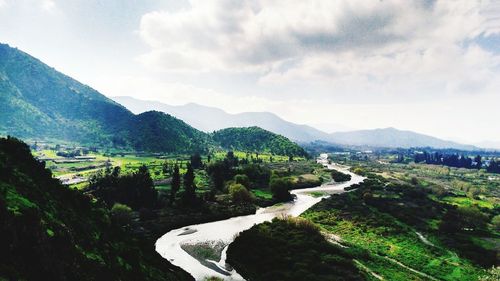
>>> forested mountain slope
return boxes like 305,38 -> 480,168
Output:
0,43 -> 208,153
0,137 -> 193,281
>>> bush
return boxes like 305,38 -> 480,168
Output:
111,203 -> 133,226
270,177 -> 293,202
331,170 -> 351,182
352,167 -> 366,176
229,183 -> 254,203
234,174 -> 250,188
491,215 -> 500,231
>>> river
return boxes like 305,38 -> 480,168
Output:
155,156 -> 364,280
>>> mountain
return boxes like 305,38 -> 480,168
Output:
0,136 -> 193,281
113,96 -> 330,142
328,127 -> 478,150
473,141 -> 500,151
0,43 -> 207,153
113,97 -> 482,151
212,127 -> 308,157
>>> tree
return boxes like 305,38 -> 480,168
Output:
270,177 -> 293,202
225,151 -> 239,167
135,165 -> 157,208
183,164 -> 196,202
89,165 -> 157,210
162,161 -> 171,176
234,174 -> 250,188
170,164 -> 180,202
190,153 -> 203,169
228,183 -> 253,203
474,155 -> 482,169
206,160 -> 233,190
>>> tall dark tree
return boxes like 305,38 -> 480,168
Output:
487,159 -> 500,173
183,164 -> 196,202
474,155 -> 482,169
190,152 -> 203,169
225,151 -> 239,167
170,164 -> 180,202
135,165 -> 157,208
206,160 -> 234,190
162,160 -> 172,176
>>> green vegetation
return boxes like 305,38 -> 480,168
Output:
300,159 -> 498,280
1,42 -> 308,156
0,137 -> 192,281
110,203 -> 133,226
89,165 -> 158,210
0,43 -> 209,153
330,169 -> 352,182
227,217 -> 365,281
228,183 -> 254,203
229,151 -> 498,281
212,127 -> 308,157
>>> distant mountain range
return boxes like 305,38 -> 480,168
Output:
114,96 -> 480,151
112,96 -> 330,143
0,42 -> 484,152
328,127 -> 477,150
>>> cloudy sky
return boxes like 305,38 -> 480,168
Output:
1,0 -> 499,145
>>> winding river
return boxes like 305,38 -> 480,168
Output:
155,155 -> 364,280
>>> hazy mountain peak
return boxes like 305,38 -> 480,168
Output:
113,96 -> 481,150
113,96 -> 330,142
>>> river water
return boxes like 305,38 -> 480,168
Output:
155,156 -> 364,280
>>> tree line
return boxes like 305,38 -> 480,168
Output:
414,151 -> 500,173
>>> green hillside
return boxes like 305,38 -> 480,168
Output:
0,44 -> 309,156
212,127 -> 308,157
125,111 -> 209,153
0,43 -> 207,153
0,136 -> 193,280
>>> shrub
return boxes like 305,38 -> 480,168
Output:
229,183 -> 253,203
331,170 -> 352,182
270,177 -> 293,202
491,215 -> 500,231
111,203 -> 133,226
234,174 -> 250,188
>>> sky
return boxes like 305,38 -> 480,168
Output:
0,0 -> 499,146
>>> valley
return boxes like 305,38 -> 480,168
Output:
0,39 -> 499,281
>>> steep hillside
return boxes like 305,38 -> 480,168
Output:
0,43 -> 130,145
113,96 -> 329,142
329,127 -> 478,150
0,137 -> 193,281
0,43 -> 207,152
124,111 -> 209,153
212,127 -> 307,157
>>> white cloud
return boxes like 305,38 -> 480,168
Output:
137,0 -> 500,101
41,0 -> 56,12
